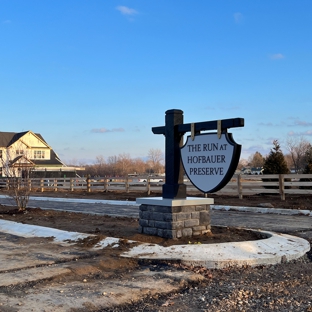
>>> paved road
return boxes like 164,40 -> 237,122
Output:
1,195 -> 311,236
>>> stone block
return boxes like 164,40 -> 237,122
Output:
143,227 -> 157,235
199,211 -> 211,225
192,225 -> 207,231
162,229 -> 176,239
171,221 -> 184,229
176,213 -> 191,221
151,205 -> 172,214
176,230 -> 182,238
148,219 -> 155,227
196,204 -> 210,211
195,205 -> 205,211
140,205 -> 148,211
171,206 -> 182,213
184,219 -> 199,228
181,205 -> 196,213
182,228 -> 192,237
157,228 -> 164,237
163,213 -> 176,222
139,219 -> 149,227
191,211 -> 200,219
152,212 -> 165,221
154,221 -> 172,229
141,211 -> 152,220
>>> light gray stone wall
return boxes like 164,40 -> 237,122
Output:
139,204 -> 211,239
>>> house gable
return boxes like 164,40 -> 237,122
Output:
16,131 -> 51,149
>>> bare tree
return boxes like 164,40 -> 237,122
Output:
107,155 -> 118,176
94,155 -> 107,176
286,136 -> 311,173
237,158 -> 248,170
132,158 -> 147,174
0,145 -> 34,211
148,148 -> 164,174
116,153 -> 132,176
248,152 -> 265,168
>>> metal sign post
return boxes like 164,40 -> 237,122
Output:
152,109 -> 244,199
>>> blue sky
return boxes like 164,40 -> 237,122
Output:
1,1 -> 311,164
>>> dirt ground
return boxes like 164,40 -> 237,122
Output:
0,190 -> 311,247
0,190 -> 270,246
0,190 -> 311,312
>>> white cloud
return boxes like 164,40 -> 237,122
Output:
233,12 -> 243,24
294,120 -> 312,127
258,122 -> 274,126
269,53 -> 285,60
116,6 -> 138,16
288,130 -> 312,136
91,128 -> 125,133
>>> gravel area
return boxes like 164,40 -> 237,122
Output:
103,244 -> 312,312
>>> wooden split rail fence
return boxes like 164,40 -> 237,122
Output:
1,174 -> 312,200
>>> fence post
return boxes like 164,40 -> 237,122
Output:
125,176 -> 129,193
6,179 -> 9,190
54,179 -> 57,192
86,176 -> 91,192
104,179 -> 108,192
279,174 -> 285,200
237,174 -> 243,199
28,178 -> 31,191
147,177 -> 151,195
70,179 -> 74,192
40,179 -> 44,192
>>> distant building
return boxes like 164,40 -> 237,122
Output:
0,131 -> 83,178
241,167 -> 264,175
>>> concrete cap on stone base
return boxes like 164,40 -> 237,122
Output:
136,197 -> 214,207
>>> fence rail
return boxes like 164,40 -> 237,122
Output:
1,174 -> 312,200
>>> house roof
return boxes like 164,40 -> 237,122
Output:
0,131 -> 48,148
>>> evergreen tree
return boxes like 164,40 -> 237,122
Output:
299,144 -> 312,189
248,151 -> 265,168
263,140 -> 289,174
303,144 -> 312,174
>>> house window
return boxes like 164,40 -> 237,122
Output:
34,151 -> 45,159
16,150 -> 24,156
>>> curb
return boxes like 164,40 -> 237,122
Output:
0,219 -> 310,269
122,229 -> 311,269
1,195 -> 312,216
211,205 -> 312,217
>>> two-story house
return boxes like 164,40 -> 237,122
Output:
0,131 -> 82,178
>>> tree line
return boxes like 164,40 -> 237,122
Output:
75,149 -> 165,177
239,137 -> 312,174
73,137 -> 312,178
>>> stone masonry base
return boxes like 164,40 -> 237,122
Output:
139,203 -> 211,239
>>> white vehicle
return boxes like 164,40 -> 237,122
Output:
138,178 -> 163,183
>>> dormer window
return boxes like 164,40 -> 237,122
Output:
34,150 -> 45,159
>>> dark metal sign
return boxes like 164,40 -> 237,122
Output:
152,109 -> 244,199
181,132 -> 241,193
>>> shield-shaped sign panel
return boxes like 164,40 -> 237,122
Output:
181,132 -> 241,193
